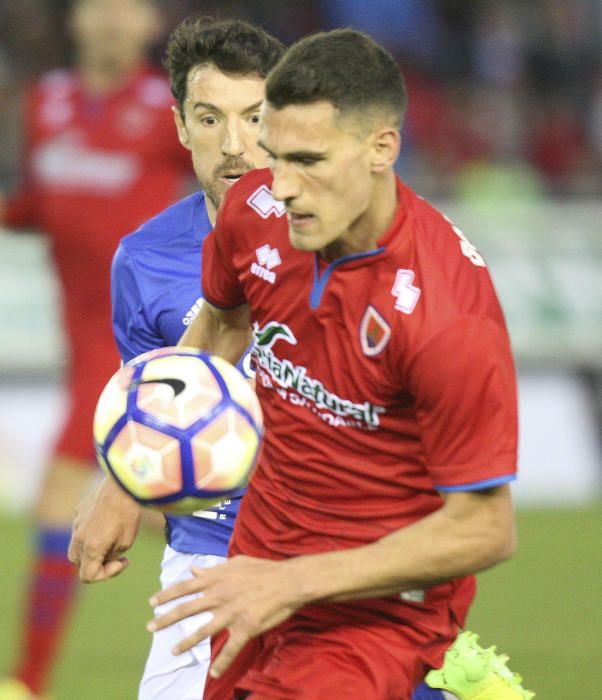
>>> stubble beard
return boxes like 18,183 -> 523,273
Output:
201,156 -> 254,215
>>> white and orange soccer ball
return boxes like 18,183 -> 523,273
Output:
93,347 -> 263,514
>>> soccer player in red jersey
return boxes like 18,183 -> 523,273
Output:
148,28 -> 520,700
0,1 -> 189,697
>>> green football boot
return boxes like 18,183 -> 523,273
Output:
0,678 -> 51,700
425,631 -> 535,700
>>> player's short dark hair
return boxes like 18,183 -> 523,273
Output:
165,17 -> 285,111
266,29 -> 407,130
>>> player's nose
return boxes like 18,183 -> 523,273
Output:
271,161 -> 300,202
221,120 -> 244,157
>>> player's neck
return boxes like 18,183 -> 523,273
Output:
205,197 -> 218,227
77,56 -> 145,97
321,169 -> 398,263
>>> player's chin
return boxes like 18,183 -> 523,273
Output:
287,227 -> 322,252
209,178 -> 238,205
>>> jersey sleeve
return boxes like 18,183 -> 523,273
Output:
111,243 -> 163,363
408,315 -> 518,491
201,197 -> 246,309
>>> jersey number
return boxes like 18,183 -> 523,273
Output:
444,215 -> 486,267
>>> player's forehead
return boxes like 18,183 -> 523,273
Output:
184,64 -> 265,114
259,101 -> 347,153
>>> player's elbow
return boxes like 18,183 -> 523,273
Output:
494,524 -> 517,564
482,519 -> 517,569
471,484 -> 517,568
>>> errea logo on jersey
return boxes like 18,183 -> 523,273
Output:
247,185 -> 286,219
182,297 -> 203,326
251,244 -> 281,284
256,244 -> 281,270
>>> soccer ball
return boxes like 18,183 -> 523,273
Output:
93,346 -> 263,514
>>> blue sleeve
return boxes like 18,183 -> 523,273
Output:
111,243 -> 164,364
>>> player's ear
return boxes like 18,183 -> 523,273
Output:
369,126 -> 400,174
173,106 -> 191,150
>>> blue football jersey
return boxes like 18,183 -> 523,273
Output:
111,191 -> 247,555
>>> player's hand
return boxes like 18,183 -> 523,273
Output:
68,475 -> 142,583
146,555 -> 304,679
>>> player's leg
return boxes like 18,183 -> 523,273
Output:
202,631 -> 265,700
210,618 -> 430,700
139,548 -> 225,700
1,454 -> 97,700
237,630 -> 535,700
1,345 -> 110,699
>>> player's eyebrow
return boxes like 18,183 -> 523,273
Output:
257,139 -> 326,163
191,101 -> 223,114
241,100 -> 264,115
191,100 -> 264,117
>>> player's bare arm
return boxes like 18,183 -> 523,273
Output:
68,475 -> 142,583
178,299 -> 252,365
295,483 -> 516,601
148,483 -> 515,678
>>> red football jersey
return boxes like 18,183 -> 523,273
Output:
5,65 -> 189,360
202,169 -> 518,629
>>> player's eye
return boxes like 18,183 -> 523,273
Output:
199,115 -> 219,126
248,113 -> 261,125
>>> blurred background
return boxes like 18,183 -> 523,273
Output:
0,1 -> 600,698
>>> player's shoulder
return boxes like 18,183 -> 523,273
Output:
120,192 -> 207,253
30,69 -> 77,101
406,184 -> 488,272
401,184 -> 506,332
36,68 -> 77,91
407,186 -> 458,246
24,70 -> 78,125
132,67 -> 174,109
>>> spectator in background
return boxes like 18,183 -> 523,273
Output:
0,1 -> 190,698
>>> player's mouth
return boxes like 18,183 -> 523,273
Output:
219,172 -> 245,187
288,211 -> 315,229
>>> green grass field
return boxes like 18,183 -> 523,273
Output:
1,504 -> 601,699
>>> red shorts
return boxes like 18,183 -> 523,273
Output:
204,605 -> 457,700
53,336 -> 119,465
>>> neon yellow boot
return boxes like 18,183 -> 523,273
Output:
425,631 -> 535,700
0,678 -> 51,700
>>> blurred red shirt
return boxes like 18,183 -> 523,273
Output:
5,64 -> 189,367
